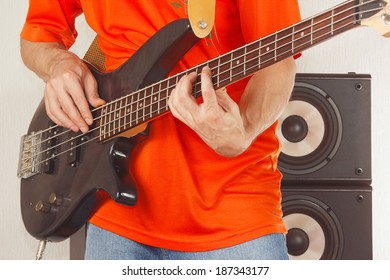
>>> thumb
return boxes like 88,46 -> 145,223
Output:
84,72 -> 106,108
215,87 -> 238,113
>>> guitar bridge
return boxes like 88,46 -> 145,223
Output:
17,131 -> 43,179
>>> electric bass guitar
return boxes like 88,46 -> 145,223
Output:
17,0 -> 390,242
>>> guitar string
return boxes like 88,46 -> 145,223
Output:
24,0 -> 371,142
19,1 -> 383,173
18,2 -> 380,172
25,0 -> 367,144
94,1 -> 383,140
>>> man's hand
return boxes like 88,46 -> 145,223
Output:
168,58 -> 296,157
20,39 -> 105,133
169,67 -> 249,157
44,52 -> 105,133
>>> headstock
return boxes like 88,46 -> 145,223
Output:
360,0 -> 390,37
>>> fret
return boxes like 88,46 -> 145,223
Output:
310,18 -> 314,45
274,33 -> 277,62
100,105 -> 109,140
208,58 -> 220,88
124,95 -> 131,131
142,89 -> 148,122
159,79 -> 168,113
99,105 -> 106,141
333,1 -> 356,36
130,93 -> 137,128
118,98 -> 123,133
112,99 -> 118,134
258,39 -> 261,69
313,11 -> 333,44
149,87 -> 154,119
231,48 -> 245,82
229,52 -> 233,84
217,54 -> 231,88
292,25 -> 295,54
117,99 -> 123,133
260,34 -> 276,67
243,46 -> 247,76
141,90 -> 146,123
136,90 -> 142,125
145,89 -> 151,121
294,20 -> 312,53
331,9 -> 335,35
107,102 -> 114,138
162,76 -> 174,111
217,57 -> 221,88
151,84 -> 160,118
276,27 -> 294,61
192,66 -> 202,98
244,42 -> 260,73
157,82 -> 162,116
149,85 -> 155,119
103,106 -> 108,140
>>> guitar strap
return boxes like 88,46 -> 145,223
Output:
187,0 -> 216,38
83,0 -> 216,69
83,36 -> 106,70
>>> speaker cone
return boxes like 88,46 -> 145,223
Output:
282,194 -> 344,260
277,82 -> 343,175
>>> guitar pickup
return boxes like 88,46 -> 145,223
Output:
42,125 -> 61,174
67,132 -> 81,166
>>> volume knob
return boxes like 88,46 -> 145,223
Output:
35,200 -> 51,213
49,193 -> 63,206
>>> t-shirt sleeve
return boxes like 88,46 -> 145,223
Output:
20,0 -> 83,49
237,0 -> 301,42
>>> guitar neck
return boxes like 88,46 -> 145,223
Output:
96,0 -> 382,141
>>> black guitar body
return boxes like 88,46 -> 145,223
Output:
20,19 -> 199,242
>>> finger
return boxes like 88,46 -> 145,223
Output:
169,73 -> 199,115
200,66 -> 218,108
84,73 -> 105,107
44,86 -> 78,131
44,94 -> 63,127
82,73 -> 105,125
63,81 -> 91,133
215,87 -> 239,114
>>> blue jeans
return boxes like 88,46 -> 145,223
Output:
84,224 -> 289,260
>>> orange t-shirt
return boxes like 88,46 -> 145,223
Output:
21,0 -> 301,251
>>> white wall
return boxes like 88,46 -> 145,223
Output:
0,1 -> 93,260
1,1 -> 389,260
296,0 -> 390,260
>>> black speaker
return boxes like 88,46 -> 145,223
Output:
282,186 -> 372,260
277,73 -> 371,184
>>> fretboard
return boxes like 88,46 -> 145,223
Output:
96,0 -> 374,142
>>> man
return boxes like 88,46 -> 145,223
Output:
20,0 -> 301,259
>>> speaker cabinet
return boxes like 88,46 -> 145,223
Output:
282,186 -> 372,260
279,73 -> 372,260
277,73 -> 371,184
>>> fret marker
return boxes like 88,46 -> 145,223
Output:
153,97 -> 157,102
301,31 -> 305,37
139,102 -> 143,108
266,47 -> 270,52
236,60 -> 240,65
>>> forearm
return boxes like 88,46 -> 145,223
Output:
20,38 -> 75,82
240,57 -> 296,145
